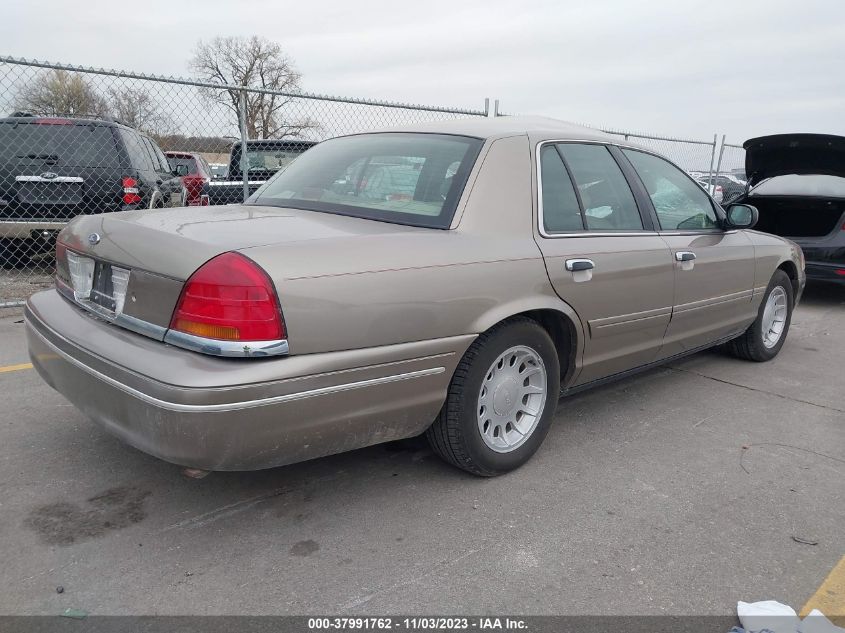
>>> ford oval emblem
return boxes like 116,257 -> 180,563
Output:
40,172 -> 58,180
88,233 -> 101,245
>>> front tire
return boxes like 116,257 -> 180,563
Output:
426,317 -> 560,476
726,270 -> 794,362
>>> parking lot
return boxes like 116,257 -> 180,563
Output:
0,284 -> 843,616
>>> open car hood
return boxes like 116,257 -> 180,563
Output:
744,134 -> 845,186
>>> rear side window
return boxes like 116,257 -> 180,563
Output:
119,129 -> 154,170
539,145 -> 584,232
252,133 -> 483,229
150,142 -> 172,173
556,144 -> 643,231
0,121 -> 119,167
623,149 -> 719,230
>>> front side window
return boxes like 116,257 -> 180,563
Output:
555,144 -> 643,231
252,133 -> 483,229
623,149 -> 719,230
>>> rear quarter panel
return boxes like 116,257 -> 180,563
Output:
244,134 -> 584,357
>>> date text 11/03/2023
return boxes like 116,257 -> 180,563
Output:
307,617 -> 528,630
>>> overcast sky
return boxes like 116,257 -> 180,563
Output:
2,0 -> 844,141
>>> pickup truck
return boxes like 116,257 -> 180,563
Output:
203,139 -> 316,205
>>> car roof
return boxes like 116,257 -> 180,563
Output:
366,115 -> 627,144
0,114 -> 129,128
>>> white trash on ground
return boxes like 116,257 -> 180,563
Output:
737,600 -> 844,633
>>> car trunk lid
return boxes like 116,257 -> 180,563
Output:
61,203 -> 423,277
57,204 -> 430,330
744,134 -> 845,186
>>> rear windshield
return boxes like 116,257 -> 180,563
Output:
168,156 -> 199,174
245,149 -> 305,173
0,121 -> 119,167
250,133 -> 484,229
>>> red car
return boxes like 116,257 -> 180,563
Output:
164,151 -> 211,206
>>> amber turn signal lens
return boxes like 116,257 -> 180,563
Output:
172,319 -> 241,341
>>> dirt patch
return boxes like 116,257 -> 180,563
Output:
290,539 -> 320,557
25,486 -> 152,546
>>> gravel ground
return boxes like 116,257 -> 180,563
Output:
0,267 -> 53,304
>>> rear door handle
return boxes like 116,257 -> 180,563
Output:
675,251 -> 696,262
565,258 -> 594,272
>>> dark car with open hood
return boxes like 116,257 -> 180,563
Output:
732,134 -> 845,285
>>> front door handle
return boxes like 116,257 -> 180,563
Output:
565,258 -> 595,272
675,251 -> 696,262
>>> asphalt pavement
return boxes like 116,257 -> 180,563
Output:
0,284 -> 843,616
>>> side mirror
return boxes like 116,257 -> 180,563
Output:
174,164 -> 189,177
724,203 -> 758,229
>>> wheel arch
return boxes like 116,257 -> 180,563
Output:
776,259 -> 800,296
468,299 -> 584,389
149,189 -> 164,209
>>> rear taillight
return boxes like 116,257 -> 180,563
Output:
183,175 -> 207,206
835,269 -> 845,277
170,252 -> 285,342
122,177 -> 141,205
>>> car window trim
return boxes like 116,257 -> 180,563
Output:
540,144 -> 587,231
617,146 -> 728,233
536,139 -> 653,237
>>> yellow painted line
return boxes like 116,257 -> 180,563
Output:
0,362 -> 32,374
801,555 -> 845,624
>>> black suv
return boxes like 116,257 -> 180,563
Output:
0,114 -> 186,265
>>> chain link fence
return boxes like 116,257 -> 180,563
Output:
0,55 -> 746,305
599,129 -> 718,174
0,56 -> 491,304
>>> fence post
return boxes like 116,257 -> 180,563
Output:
706,133 -> 717,194
714,134 -> 726,178
239,88 -> 250,203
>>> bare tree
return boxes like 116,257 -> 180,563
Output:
189,35 -> 315,139
15,69 -> 108,117
108,87 -> 176,139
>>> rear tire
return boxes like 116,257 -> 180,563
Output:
726,270 -> 793,362
426,317 -> 560,476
